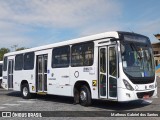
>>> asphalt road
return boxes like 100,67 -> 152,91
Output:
0,77 -> 160,120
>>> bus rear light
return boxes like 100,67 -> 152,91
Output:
123,79 -> 134,91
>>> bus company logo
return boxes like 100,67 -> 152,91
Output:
2,112 -> 11,117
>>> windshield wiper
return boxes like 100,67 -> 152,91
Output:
130,43 -> 142,60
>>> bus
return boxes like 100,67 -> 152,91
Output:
1,31 -> 157,106
0,61 -> 3,87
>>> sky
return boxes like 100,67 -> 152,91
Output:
0,0 -> 160,50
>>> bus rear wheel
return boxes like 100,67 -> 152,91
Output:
21,84 -> 31,99
79,85 -> 91,106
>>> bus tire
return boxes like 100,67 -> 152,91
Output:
79,85 -> 91,106
21,83 -> 31,99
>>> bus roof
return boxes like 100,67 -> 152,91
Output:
5,31 -> 119,56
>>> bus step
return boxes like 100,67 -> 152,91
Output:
37,92 -> 47,95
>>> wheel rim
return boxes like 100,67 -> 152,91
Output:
80,90 -> 87,101
23,87 -> 28,97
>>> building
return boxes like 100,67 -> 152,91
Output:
152,42 -> 160,66
154,34 -> 160,40
153,34 -> 160,76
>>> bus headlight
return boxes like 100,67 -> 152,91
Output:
123,79 -> 134,91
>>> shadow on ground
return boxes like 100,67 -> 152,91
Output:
5,91 -> 151,111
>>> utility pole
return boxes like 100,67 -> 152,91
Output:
11,45 -> 18,51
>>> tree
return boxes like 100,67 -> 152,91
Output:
0,48 -> 10,61
16,47 -> 27,51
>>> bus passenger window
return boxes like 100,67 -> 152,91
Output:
3,57 -> 7,71
0,64 -> 2,77
71,42 -> 94,67
24,52 -> 35,70
52,46 -> 70,68
15,54 -> 23,70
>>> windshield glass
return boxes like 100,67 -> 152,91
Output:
121,41 -> 155,80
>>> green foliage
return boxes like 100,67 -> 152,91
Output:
0,48 -> 10,61
0,47 -> 26,61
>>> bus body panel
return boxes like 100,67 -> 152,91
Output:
70,67 -> 98,98
14,70 -> 35,91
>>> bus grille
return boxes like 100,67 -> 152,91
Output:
136,90 -> 154,98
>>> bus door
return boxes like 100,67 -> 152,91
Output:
8,59 -> 14,89
98,45 -> 117,100
36,54 -> 48,92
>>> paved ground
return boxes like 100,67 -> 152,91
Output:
0,77 -> 160,120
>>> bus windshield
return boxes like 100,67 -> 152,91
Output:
121,36 -> 155,84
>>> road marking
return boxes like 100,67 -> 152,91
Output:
0,107 -> 6,109
3,103 -> 20,106
17,100 -> 35,103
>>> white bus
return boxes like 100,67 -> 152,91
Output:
1,31 -> 157,106
0,61 -> 3,87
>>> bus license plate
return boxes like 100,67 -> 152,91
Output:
143,95 -> 149,99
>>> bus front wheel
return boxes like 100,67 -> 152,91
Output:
79,85 -> 91,106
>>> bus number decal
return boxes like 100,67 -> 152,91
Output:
92,80 -> 97,86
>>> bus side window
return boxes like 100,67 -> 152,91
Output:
71,42 -> 94,67
24,52 -> 35,70
3,57 -> 8,71
52,46 -> 70,68
15,54 -> 23,70
0,64 -> 2,77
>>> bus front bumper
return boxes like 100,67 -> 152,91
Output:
117,87 -> 157,102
